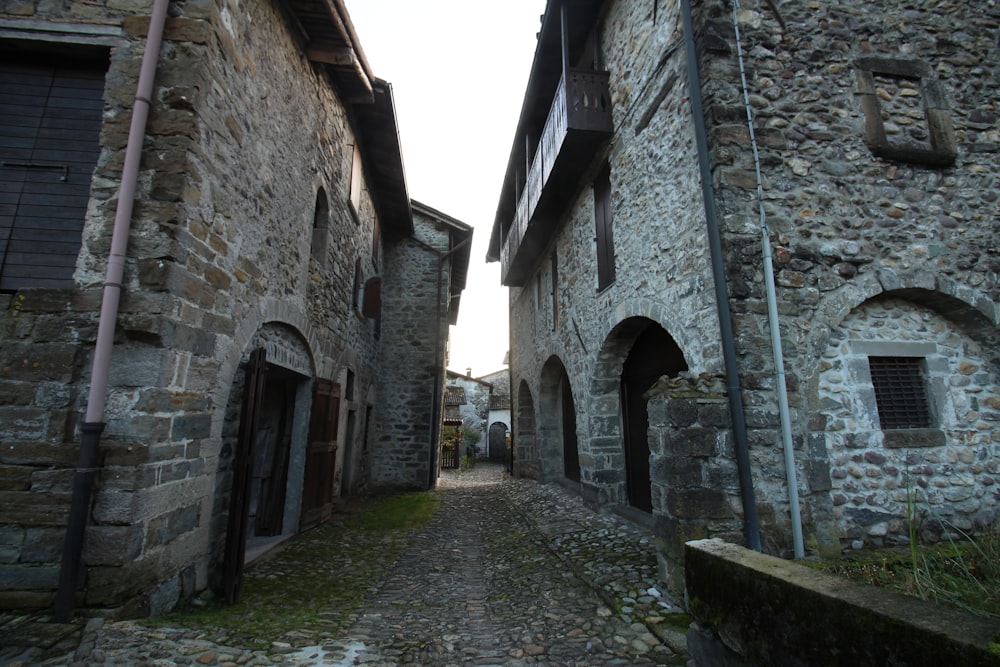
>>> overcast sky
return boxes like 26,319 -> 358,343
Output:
344,0 -> 547,378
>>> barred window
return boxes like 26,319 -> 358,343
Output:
868,356 -> 932,429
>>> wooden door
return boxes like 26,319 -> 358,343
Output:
222,348 -> 267,603
299,380 -> 340,530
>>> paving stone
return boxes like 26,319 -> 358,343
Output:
0,464 -> 688,665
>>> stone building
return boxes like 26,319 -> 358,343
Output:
444,369 -> 493,458
487,0 -> 998,588
0,0 -> 470,616
478,368 -> 512,461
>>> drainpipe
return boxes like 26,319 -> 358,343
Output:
680,0 -> 762,551
731,0 -> 804,558
54,0 -> 170,621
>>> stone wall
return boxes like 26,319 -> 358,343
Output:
817,297 -> 998,545
505,0 -> 997,571
698,0 -> 1000,554
372,209 -> 452,490
685,539 -> 999,666
0,0 -> 389,614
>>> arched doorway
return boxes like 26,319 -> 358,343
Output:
621,321 -> 687,512
220,324 -> 315,602
514,380 -> 539,479
540,356 -> 580,483
488,422 -> 509,461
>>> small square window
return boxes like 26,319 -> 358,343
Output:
855,57 -> 956,167
868,356 -> 932,429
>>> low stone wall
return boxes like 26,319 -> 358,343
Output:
685,538 -> 999,666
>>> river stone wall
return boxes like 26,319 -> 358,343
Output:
507,0 -> 997,570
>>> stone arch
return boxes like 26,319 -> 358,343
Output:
539,355 -> 580,483
213,297 -> 329,426
589,316 -> 688,509
211,321 -> 318,589
802,271 -> 999,365
514,379 -> 540,479
812,292 -> 999,549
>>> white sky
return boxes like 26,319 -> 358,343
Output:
344,0 -> 547,378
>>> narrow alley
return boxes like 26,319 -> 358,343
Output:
3,465 -> 688,666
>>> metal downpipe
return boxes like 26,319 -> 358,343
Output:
680,0 -> 762,551
731,0 -> 804,558
54,0 -> 170,621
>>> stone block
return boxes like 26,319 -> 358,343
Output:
171,413 -> 212,441
666,398 -> 699,427
2,490 -> 70,526
668,488 -> 733,519
805,460 -> 833,493
0,564 -> 59,591
0,343 -> 77,383
685,539 -> 998,665
82,524 -> 144,567
20,528 -> 64,563
669,426 -> 717,457
0,464 -> 32,491
652,456 -> 703,488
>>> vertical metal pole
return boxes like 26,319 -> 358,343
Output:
53,0 -> 170,621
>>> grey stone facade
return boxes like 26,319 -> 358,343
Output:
444,369 -> 493,457
0,1 -> 469,615
489,0 -> 998,589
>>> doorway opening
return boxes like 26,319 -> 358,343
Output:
621,321 -> 687,512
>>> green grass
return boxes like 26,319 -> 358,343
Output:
147,491 -> 441,647
808,531 -> 1000,621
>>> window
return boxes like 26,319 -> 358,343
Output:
372,213 -> 380,266
351,257 -> 362,311
349,142 -> 363,219
855,57 -> 956,166
594,163 -> 615,290
311,188 -> 330,266
550,252 -> 559,331
868,356 -> 932,429
0,57 -> 107,290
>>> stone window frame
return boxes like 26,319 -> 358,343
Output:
849,341 -> 946,448
311,187 -> 331,267
348,141 -> 364,224
854,56 -> 957,167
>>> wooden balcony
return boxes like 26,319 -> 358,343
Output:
500,68 -> 612,286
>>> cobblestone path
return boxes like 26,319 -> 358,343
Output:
1,465 -> 688,665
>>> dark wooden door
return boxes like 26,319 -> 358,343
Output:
299,380 -> 340,530
252,376 -> 293,537
621,322 -> 688,513
0,60 -> 105,290
561,372 -> 580,482
222,348 -> 267,604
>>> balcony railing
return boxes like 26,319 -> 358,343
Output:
500,68 -> 612,286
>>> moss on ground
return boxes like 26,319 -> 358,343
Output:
147,492 -> 440,648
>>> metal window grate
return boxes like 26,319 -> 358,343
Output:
868,356 -> 932,429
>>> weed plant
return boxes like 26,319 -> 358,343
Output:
812,485 -> 999,621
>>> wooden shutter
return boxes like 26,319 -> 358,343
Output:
0,60 -> 105,290
594,164 -> 614,290
299,379 -> 340,530
222,348 -> 267,604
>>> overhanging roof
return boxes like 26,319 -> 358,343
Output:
284,0 -> 412,235
412,200 -> 473,325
